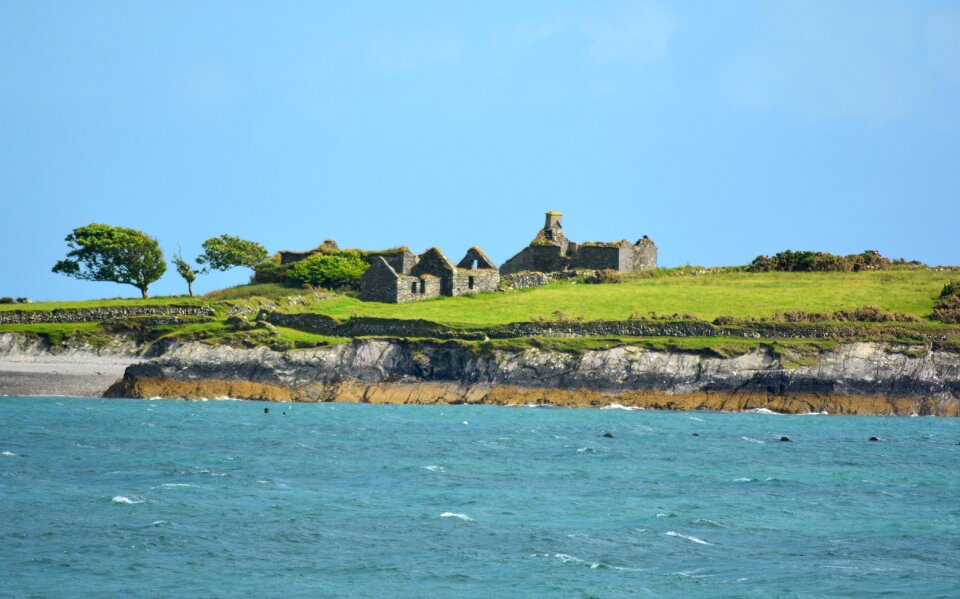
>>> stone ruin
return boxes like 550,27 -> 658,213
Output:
499,211 -> 656,275
278,210 -> 655,302
360,246 -> 500,304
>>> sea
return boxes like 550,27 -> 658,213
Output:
1,397 -> 959,598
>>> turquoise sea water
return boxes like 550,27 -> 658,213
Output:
1,397 -> 959,598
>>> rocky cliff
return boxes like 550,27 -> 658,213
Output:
111,339 -> 960,415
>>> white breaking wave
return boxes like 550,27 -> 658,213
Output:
688,416 -> 705,422
741,436 -> 766,444
1,451 -> 14,457
159,483 -> 198,489
749,408 -> 782,415
150,520 -> 168,526
440,512 -> 473,521
423,465 -> 446,472
732,477 -> 753,483
600,403 -> 643,411
111,495 -> 145,505
665,531 -> 714,545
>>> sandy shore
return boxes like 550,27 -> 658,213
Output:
0,359 -> 136,398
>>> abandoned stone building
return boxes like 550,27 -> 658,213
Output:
499,211 -> 657,275
360,246 -> 500,304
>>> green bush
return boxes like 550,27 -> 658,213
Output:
748,250 -> 902,273
940,280 -> 960,299
0,297 -> 13,304
252,257 -> 287,284
286,251 -> 369,290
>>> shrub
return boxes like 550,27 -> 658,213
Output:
940,280 -> 960,299
932,296 -> 960,324
747,249 -> 903,273
252,257 -> 287,284
583,269 -> 624,284
0,297 -> 13,304
286,251 -> 369,290
15,297 -> 29,303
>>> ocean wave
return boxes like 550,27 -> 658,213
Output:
111,495 -> 145,505
797,410 -> 829,415
748,408 -> 782,415
440,512 -> 473,521
1,451 -> 14,457
688,416 -> 705,422
665,531 -> 714,545
691,518 -> 723,528
424,465 -> 446,472
550,553 -> 601,569
600,403 -> 643,411
732,477 -> 753,483
741,436 -> 766,444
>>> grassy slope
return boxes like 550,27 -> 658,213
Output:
294,270 -> 949,325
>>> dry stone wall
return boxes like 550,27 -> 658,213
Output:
0,305 -> 215,325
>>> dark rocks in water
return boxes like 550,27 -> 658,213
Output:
692,433 -> 700,437
780,436 -> 792,442
602,432 -> 615,438
869,436 -> 880,441
264,407 -> 270,414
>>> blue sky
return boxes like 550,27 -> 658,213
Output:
1,0 -> 958,300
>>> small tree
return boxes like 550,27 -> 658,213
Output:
52,224 -> 166,299
172,249 -> 198,297
196,234 -> 268,273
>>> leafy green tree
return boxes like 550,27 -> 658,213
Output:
52,224 -> 166,298
286,251 -> 369,290
172,249 -> 198,296
196,234 -> 268,273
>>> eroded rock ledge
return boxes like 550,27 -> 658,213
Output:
110,339 -> 960,415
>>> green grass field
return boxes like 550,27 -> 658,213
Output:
291,270 -> 951,325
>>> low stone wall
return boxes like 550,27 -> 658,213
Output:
502,272 -> 551,290
0,305 -> 215,325
261,310 -> 954,343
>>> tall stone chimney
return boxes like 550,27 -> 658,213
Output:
544,211 -> 563,230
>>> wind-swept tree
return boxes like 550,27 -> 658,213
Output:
172,248 -> 197,297
52,224 -> 166,299
196,234 -> 268,273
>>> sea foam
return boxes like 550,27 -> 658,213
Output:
665,531 -> 714,545
1,451 -> 14,457
440,512 -> 473,521
111,495 -> 145,505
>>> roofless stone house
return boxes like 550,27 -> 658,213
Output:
500,211 -> 656,275
360,246 -> 500,304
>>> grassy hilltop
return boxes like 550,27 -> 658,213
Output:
2,267 -> 959,353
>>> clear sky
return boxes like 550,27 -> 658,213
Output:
1,1 -> 958,300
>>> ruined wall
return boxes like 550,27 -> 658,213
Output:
633,238 -> 657,271
501,245 -> 568,275
410,253 -> 455,296
394,275 -> 440,303
571,245 -> 625,271
367,250 -> 418,274
452,270 -> 500,296
358,262 -> 401,303
501,272 -> 551,290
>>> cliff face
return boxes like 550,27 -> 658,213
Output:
113,339 -> 960,415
